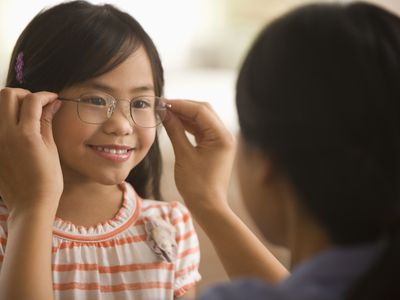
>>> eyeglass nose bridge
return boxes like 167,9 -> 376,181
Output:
106,99 -> 132,120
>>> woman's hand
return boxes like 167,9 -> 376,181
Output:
0,88 -> 63,217
163,99 -> 288,283
162,99 -> 236,213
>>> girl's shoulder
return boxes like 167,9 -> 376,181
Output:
124,181 -> 195,234
0,198 -> 7,210
138,197 -> 201,295
0,199 -> 8,242
140,198 -> 193,230
0,198 -> 8,224
141,198 -> 190,218
123,181 -> 190,220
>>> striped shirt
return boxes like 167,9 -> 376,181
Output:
0,182 -> 201,299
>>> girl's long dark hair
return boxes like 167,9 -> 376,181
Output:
237,2 -> 400,299
6,0 -> 164,199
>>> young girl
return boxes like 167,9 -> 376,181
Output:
162,1 -> 400,300
0,1 -> 202,299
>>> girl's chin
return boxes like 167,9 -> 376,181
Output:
91,172 -> 131,186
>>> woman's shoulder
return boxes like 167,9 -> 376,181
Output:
198,279 -> 285,300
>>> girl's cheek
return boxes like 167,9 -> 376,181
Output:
140,128 -> 157,148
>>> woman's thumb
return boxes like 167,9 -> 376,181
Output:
163,111 -> 192,157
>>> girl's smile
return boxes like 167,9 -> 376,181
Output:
87,144 -> 134,162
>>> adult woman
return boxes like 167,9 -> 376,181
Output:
164,2 -> 400,299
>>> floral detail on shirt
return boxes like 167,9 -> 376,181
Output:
144,216 -> 177,262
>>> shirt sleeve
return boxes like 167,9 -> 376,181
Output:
169,201 -> 202,298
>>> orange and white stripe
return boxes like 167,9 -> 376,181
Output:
0,182 -> 201,300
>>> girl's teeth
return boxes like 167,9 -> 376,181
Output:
93,146 -> 128,154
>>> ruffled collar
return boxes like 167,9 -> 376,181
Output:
53,182 -> 141,242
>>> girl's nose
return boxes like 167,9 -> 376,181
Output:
102,100 -> 134,136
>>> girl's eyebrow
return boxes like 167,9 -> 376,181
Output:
83,81 -> 155,94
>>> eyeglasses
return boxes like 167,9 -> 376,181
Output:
58,92 -> 170,128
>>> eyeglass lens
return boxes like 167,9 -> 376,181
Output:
77,94 -> 167,127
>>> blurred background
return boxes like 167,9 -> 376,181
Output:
1,0 -> 400,295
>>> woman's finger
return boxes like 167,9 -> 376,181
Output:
163,99 -> 230,142
0,88 -> 30,129
163,100 -> 214,126
40,100 -> 62,146
163,109 -> 194,157
18,92 -> 59,134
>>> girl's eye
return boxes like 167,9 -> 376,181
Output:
81,96 -> 107,106
132,99 -> 151,109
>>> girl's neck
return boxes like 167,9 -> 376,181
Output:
56,180 -> 124,227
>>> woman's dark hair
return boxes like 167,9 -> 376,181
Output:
237,2 -> 400,299
6,0 -> 164,199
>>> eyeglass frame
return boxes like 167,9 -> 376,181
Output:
58,93 -> 171,128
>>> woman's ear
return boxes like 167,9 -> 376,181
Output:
236,135 -> 275,186
255,150 -> 277,186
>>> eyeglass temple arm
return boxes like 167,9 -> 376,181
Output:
58,97 -> 80,103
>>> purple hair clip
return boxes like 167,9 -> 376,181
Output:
15,51 -> 24,84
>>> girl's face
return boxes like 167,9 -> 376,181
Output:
53,47 -> 156,185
